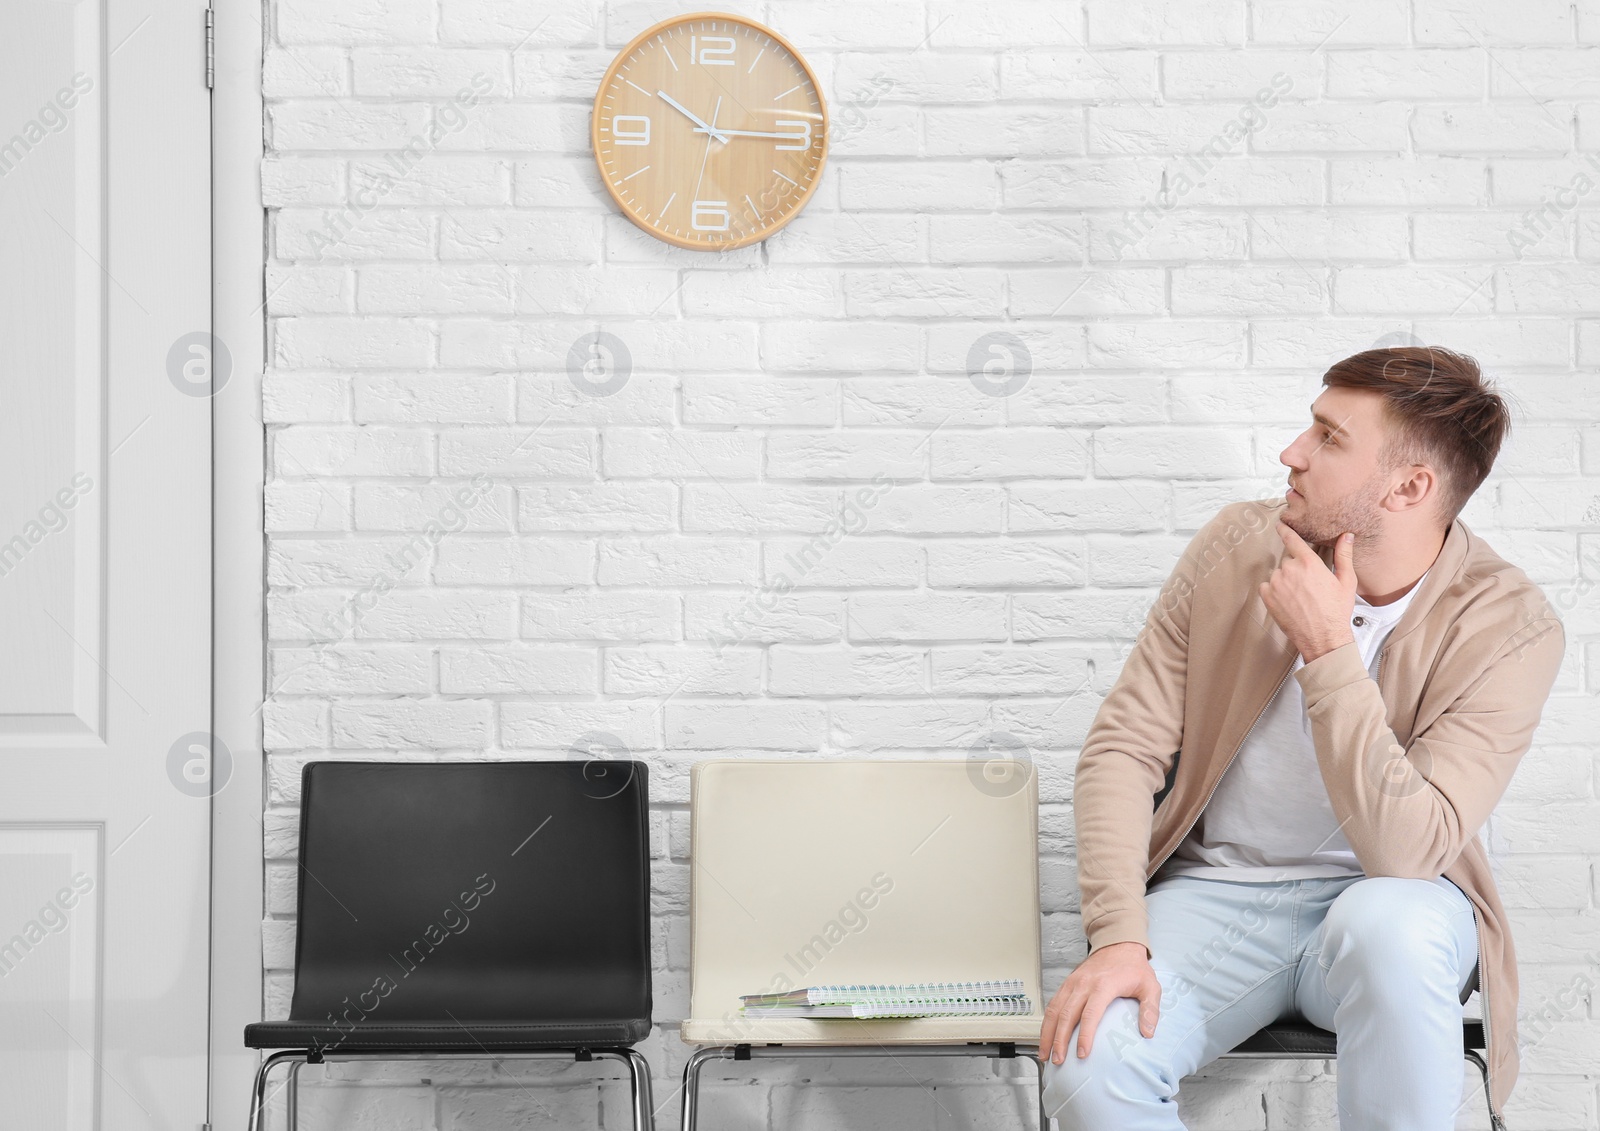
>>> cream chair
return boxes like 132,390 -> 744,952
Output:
680,758 -> 1047,1130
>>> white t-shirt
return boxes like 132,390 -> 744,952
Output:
1151,568 -> 1431,885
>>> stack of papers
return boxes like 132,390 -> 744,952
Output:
738,979 -> 1031,1019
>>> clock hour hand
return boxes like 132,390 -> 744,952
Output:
656,90 -> 729,143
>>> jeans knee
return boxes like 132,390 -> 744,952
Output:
1321,877 -> 1465,981
1041,996 -> 1177,1127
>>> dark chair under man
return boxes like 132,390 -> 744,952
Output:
244,759 -> 655,1131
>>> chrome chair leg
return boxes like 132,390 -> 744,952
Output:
596,1047 -> 656,1131
1021,1047 -> 1050,1130
287,1058 -> 303,1131
247,1051 -> 307,1131
680,1046 -> 732,1131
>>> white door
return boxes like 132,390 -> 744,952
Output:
0,0 -> 212,1126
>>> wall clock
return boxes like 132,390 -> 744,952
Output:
591,11 -> 829,251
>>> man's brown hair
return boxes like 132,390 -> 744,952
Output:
1322,345 -> 1511,525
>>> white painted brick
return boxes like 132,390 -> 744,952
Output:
1172,265 -> 1330,315
331,699 -> 492,748
266,260 -> 349,312
1096,426 -> 1255,478
269,646 -> 434,695
1162,50 -> 1324,100
772,0 -> 926,50
433,537 -> 593,585
927,322 -> 1086,373
275,207 -> 435,260
440,645 -> 598,693
1089,211 -> 1249,262
848,592 -> 1008,641
1000,50 -> 1160,101
767,431 -> 925,479
1010,268 -> 1167,317
351,48 -> 512,97
516,375 -> 676,425
761,321 -> 928,374
497,701 -> 658,751
262,699 -> 328,750
931,429 -> 1091,479
599,536 -> 761,586
436,427 -> 595,477
922,107 -> 1084,161
1087,0 -> 1244,46
274,316 -> 434,368
1334,265 -> 1496,314
268,537 -> 433,587
263,46 -> 350,99
764,212 -> 924,265
833,52 -> 999,104
519,483 -> 675,531
680,269 -> 843,319
1415,104 -> 1575,154
929,538 -> 1089,586
1331,156 -> 1487,205
440,0 -> 598,46
357,264 -> 513,314
602,429 -> 763,479
266,480 -> 351,532
1415,0 -> 1575,44
353,373 -> 513,423
838,161 -> 1001,211
850,485 -> 1004,534
1250,0 -> 1409,44
842,378 -> 1005,427
665,702 -> 828,749
439,209 -> 602,261
521,591 -> 680,641
349,156 -> 512,206
262,156 -> 346,207
1325,49 -> 1485,99
269,102 -> 432,150
276,0 -> 436,45
1087,321 -> 1248,368
604,647 -> 762,696
762,538 -> 923,587
681,485 -> 838,534
273,426 -> 434,477
1251,211 -> 1409,260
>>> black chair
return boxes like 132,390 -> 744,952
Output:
245,760 -> 654,1131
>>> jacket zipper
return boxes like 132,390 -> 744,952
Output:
1378,647 -> 1502,1130
1145,656 -> 1295,882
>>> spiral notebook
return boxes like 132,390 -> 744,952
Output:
738,979 -> 1031,1018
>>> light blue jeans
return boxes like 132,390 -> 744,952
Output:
1043,872 -> 1480,1130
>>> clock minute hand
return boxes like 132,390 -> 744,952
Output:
656,90 -> 729,143
691,126 -> 800,140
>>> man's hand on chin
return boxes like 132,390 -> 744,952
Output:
1259,521 -> 1358,663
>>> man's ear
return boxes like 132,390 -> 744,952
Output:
1385,463 -> 1437,514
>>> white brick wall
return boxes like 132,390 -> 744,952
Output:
260,1 -> 1600,1127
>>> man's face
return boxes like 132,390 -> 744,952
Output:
1278,387 -> 1400,548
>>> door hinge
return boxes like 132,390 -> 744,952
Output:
204,7 -> 215,89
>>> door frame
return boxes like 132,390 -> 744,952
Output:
210,2 -> 266,1127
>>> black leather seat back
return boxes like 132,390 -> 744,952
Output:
286,760 -> 650,1026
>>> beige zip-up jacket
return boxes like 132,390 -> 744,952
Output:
1074,496 -> 1564,1130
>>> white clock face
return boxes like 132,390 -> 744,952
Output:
593,15 -> 828,251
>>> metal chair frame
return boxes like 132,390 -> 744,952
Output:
680,1042 -> 1047,1131
248,1047 -> 654,1131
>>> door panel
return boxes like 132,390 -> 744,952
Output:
0,0 -> 212,1126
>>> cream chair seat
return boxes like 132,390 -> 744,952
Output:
680,758 -> 1047,1129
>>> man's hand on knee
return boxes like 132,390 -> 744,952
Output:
1040,940 -> 1162,1065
